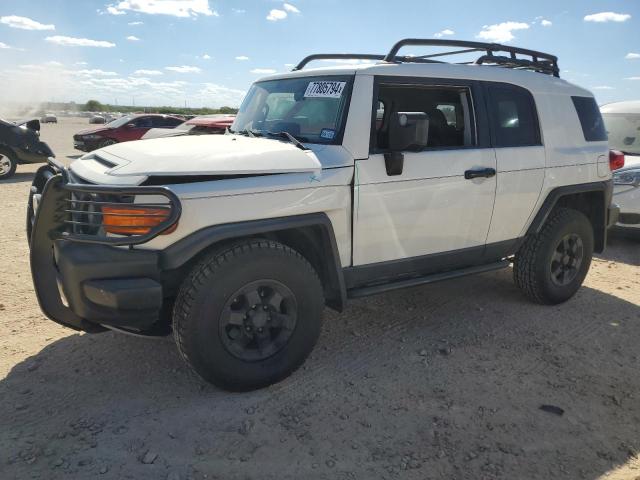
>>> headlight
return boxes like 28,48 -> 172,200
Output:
613,168 -> 640,187
82,134 -> 102,140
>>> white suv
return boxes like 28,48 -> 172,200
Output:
601,101 -> 640,236
28,39 -> 620,391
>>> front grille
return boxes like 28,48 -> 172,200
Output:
55,181 -> 181,246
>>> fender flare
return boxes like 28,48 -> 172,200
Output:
159,213 -> 347,311
526,180 -> 613,252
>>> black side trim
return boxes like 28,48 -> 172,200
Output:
160,213 -> 347,312
344,238 -> 522,290
526,180 -> 612,252
349,260 -> 509,298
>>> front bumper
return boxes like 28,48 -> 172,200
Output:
73,138 -> 100,152
28,162 -> 180,333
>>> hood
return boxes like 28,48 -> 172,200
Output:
622,153 -> 640,169
76,134 -> 322,178
75,126 -> 110,136
141,128 -> 188,140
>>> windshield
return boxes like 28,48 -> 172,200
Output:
603,113 -> 640,155
107,115 -> 135,128
231,75 -> 353,144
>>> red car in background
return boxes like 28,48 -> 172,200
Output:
73,114 -> 184,152
141,115 -> 236,140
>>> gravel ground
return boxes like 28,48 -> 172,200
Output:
1,118 -> 640,480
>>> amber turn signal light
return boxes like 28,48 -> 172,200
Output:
102,205 -> 177,235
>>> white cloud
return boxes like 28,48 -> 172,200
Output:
232,8 -> 246,14
201,53 -> 211,60
584,12 -> 631,23
283,3 -> 300,14
0,15 -> 55,31
433,28 -> 454,38
75,61 -> 89,65
45,61 -> 63,67
267,9 -> 287,21
251,68 -> 277,74
45,36 -> 116,48
591,85 -> 614,90
165,65 -> 201,73
625,77 -> 640,81
106,0 -> 218,18
126,35 -> 140,41
476,21 -> 529,43
128,21 -> 144,25
235,55 -> 250,61
0,41 -> 14,49
541,19 -> 552,27
133,69 -> 163,75
625,53 -> 640,60
74,69 -> 118,76
107,6 -> 125,15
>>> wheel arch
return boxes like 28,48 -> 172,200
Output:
159,213 -> 347,312
526,181 -> 613,253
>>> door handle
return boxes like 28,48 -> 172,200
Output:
464,168 -> 496,180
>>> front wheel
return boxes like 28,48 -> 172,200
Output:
0,149 -> 17,180
514,207 -> 594,304
173,240 -> 324,391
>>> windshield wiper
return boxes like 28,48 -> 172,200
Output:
256,130 -> 310,151
230,128 -> 257,138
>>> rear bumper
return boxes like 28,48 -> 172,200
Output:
28,163 -> 179,333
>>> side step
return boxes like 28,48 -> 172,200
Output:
347,260 -> 510,299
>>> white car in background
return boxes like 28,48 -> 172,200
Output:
602,101 -> 640,236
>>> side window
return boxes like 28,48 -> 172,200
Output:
134,116 -> 153,128
572,96 -> 607,141
161,117 -> 183,128
487,85 -> 541,147
374,84 -> 475,151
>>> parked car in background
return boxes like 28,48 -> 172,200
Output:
89,115 -> 106,124
73,113 -> 184,152
141,114 -> 236,140
0,118 -> 54,180
40,114 -> 57,124
603,101 -> 640,236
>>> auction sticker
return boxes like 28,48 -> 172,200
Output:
304,81 -> 346,98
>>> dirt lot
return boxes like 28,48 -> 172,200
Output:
1,118 -> 640,480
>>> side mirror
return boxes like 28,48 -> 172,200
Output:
126,123 -> 136,129
26,119 -> 41,132
384,112 -> 429,176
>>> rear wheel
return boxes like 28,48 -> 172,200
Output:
173,240 -> 324,391
514,207 -> 594,304
0,149 -> 17,180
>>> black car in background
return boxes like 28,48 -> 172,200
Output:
0,118 -> 54,180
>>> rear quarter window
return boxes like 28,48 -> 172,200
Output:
571,96 -> 607,142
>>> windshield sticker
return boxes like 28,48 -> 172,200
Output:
320,128 -> 336,140
304,81 -> 346,98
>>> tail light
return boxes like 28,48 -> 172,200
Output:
102,205 -> 177,235
609,150 -> 625,171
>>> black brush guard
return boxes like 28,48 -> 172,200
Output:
28,161 -> 181,332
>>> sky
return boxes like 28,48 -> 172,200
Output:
0,0 -> 638,109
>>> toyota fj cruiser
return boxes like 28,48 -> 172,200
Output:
28,39 -> 621,391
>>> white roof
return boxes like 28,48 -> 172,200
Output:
259,61 -> 592,97
600,100 -> 640,114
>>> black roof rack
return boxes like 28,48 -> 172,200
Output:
293,38 -> 560,77
292,53 -> 444,72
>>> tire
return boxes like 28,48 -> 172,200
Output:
173,240 -> 324,391
0,148 -> 17,180
514,207 -> 594,305
98,139 -> 117,149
